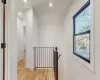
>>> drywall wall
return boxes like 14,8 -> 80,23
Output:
6,0 -> 17,80
24,8 -> 39,70
38,13 -> 64,72
39,17 -> 63,47
62,0 -> 100,80
17,17 -> 25,62
35,0 -> 70,49
38,13 -> 64,52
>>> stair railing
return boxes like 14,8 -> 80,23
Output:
53,47 -> 61,80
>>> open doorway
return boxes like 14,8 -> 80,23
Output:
23,26 -> 26,63
17,16 -> 25,62
17,14 -> 26,80
16,9 -> 56,80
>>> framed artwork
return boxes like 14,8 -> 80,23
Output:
73,1 -> 90,63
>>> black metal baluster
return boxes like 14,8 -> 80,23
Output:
55,47 -> 58,80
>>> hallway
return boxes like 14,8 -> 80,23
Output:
18,61 -> 55,80
1,0 -> 100,80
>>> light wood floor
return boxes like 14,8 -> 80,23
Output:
18,60 -> 55,80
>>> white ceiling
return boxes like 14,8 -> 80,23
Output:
15,0 -> 48,12
34,0 -> 72,24
16,0 -> 72,23
15,0 -> 72,12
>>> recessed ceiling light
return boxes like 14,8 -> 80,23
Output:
24,0 -> 27,4
49,2 -> 53,8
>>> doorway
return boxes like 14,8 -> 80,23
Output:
17,16 -> 26,80
23,26 -> 26,62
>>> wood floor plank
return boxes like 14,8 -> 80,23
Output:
18,60 -> 55,80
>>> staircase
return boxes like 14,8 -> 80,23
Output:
33,47 -> 59,80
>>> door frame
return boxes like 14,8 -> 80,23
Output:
23,26 -> 26,62
5,0 -> 17,80
0,2 -> 3,80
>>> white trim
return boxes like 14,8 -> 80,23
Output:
6,0 -> 17,80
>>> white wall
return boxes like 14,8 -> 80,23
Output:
62,0 -> 100,80
17,17 -> 25,62
24,8 -> 39,70
38,13 -> 64,52
39,15 -> 63,47
38,12 -> 64,71
6,0 -> 17,80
